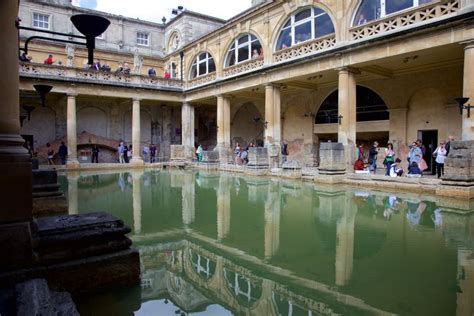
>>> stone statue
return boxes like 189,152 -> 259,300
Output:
65,44 -> 75,67
133,49 -> 143,74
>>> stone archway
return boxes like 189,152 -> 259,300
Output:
20,105 -> 56,148
77,106 -> 108,138
231,102 -> 264,148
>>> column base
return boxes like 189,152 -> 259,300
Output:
130,157 -> 144,166
216,145 -> 232,164
66,159 -> 80,170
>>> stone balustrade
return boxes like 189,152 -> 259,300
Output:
273,35 -> 336,63
350,0 -> 460,41
187,72 -> 217,88
19,62 -> 183,91
223,57 -> 264,78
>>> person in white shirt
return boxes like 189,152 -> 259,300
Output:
433,142 -> 447,178
389,158 -> 403,177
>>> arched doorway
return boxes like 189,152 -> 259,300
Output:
231,102 -> 264,148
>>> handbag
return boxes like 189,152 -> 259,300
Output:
419,158 -> 428,171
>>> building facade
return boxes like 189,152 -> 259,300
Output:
18,0 -> 474,169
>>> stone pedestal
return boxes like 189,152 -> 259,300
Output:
267,143 -> 280,169
170,145 -> 193,162
281,160 -> 302,179
438,140 -> 474,199
246,147 -> 269,175
200,150 -> 220,170
32,170 -> 67,217
318,142 -> 346,175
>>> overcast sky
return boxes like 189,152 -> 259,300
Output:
71,0 -> 252,23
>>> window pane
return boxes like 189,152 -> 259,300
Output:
199,52 -> 207,60
386,0 -> 413,15
226,50 -> 235,67
419,0 -> 435,4
283,18 -> 291,28
198,62 -> 206,76
354,0 -> 380,25
250,34 -> 257,41
238,46 -> 249,62
294,21 -> 312,44
238,35 -> 248,45
190,65 -> 197,79
314,7 -> 324,16
295,9 -> 311,22
251,40 -> 262,58
315,13 -> 335,38
208,58 -> 216,73
276,28 -> 292,50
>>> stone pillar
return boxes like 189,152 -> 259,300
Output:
131,98 -> 143,165
389,108 -> 408,168
67,174 -> 79,215
462,42 -> 474,140
216,95 -> 231,163
217,175 -> 231,241
0,1 -> 34,268
337,67 -> 357,168
264,84 -> 275,145
264,182 -> 280,260
182,172 -> 195,227
181,102 -> 195,160
273,86 -> 282,144
66,94 -> 79,166
335,192 -> 356,286
132,171 -> 142,235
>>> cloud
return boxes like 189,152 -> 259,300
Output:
73,0 -> 252,23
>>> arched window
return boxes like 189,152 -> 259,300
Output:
315,86 -> 389,124
190,52 -> 216,79
276,7 -> 335,51
354,0 -> 435,26
225,34 -> 262,67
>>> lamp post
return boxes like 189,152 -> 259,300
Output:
455,97 -> 473,118
33,84 -> 52,107
338,114 -> 343,125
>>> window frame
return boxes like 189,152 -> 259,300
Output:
32,12 -> 51,30
189,52 -> 216,79
224,34 -> 261,68
353,0 -> 435,26
276,7 -> 335,51
136,32 -> 150,46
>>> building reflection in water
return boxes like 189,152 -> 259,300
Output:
66,170 -> 474,315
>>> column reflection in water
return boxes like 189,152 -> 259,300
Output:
67,172 -> 79,215
264,181 -> 281,260
217,174 -> 231,241
335,192 -> 356,286
182,172 -> 195,228
132,170 -> 143,235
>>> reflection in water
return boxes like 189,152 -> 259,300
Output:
64,170 -> 474,315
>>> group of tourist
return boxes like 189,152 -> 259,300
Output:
234,142 -> 256,165
44,142 -> 100,165
117,142 -> 158,163
354,136 -> 453,178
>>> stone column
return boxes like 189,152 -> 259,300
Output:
217,175 -> 231,241
131,98 -> 143,165
0,1 -> 34,268
389,108 -> 408,167
66,94 -> 79,166
217,95 -> 224,146
335,192 -> 356,286
223,96 -> 231,148
216,95 -> 231,163
462,42 -> 474,140
181,102 -> 195,160
132,171 -> 142,235
337,67 -> 357,169
273,86 -> 282,144
182,172 -> 195,228
67,173 -> 79,215
264,84 -> 275,145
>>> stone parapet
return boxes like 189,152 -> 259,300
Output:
439,140 -> 474,199
170,145 -> 194,162
318,142 -> 346,175
247,147 -> 269,169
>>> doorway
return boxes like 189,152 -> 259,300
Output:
417,130 -> 438,175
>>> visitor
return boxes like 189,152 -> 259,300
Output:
115,63 -> 124,74
23,141 -> 33,158
445,135 -> 454,155
123,63 -> 131,75
408,141 -> 422,164
46,142 -> 55,165
234,142 -> 242,164
281,142 -> 288,163
259,48 -> 264,58
368,141 -> 378,174
118,142 -> 125,163
123,145 -> 129,163
433,142 -> 447,178
241,148 -> 249,164
384,143 -> 395,176
101,63 -> 111,72
19,52 -> 32,62
58,142 -> 67,165
252,49 -> 259,59
416,139 -> 426,156
408,161 -> 422,177
90,59 -> 101,71
357,144 -> 365,161
196,144 -> 203,162
127,144 -> 133,162
354,158 -> 364,171
142,145 -> 149,162
389,158 -> 403,177
44,54 -> 54,65
164,69 -> 171,80
150,143 -> 157,163
148,67 -> 157,77
91,144 -> 99,163
357,13 -> 367,25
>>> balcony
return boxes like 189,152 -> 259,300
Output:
273,35 -> 336,64
19,63 -> 184,91
187,72 -> 217,89
350,0 -> 460,41
223,57 -> 264,78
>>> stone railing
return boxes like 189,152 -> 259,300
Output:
19,62 -> 184,90
223,57 -> 264,77
273,35 -> 336,63
350,0 -> 460,41
187,72 -> 217,88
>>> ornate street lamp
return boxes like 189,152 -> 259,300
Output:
33,84 -> 52,107
338,114 -> 343,125
455,97 -> 473,118
18,14 -> 110,65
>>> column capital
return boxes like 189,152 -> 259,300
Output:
133,97 -> 141,102
461,40 -> 474,50
67,93 -> 78,98
335,66 -> 360,74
